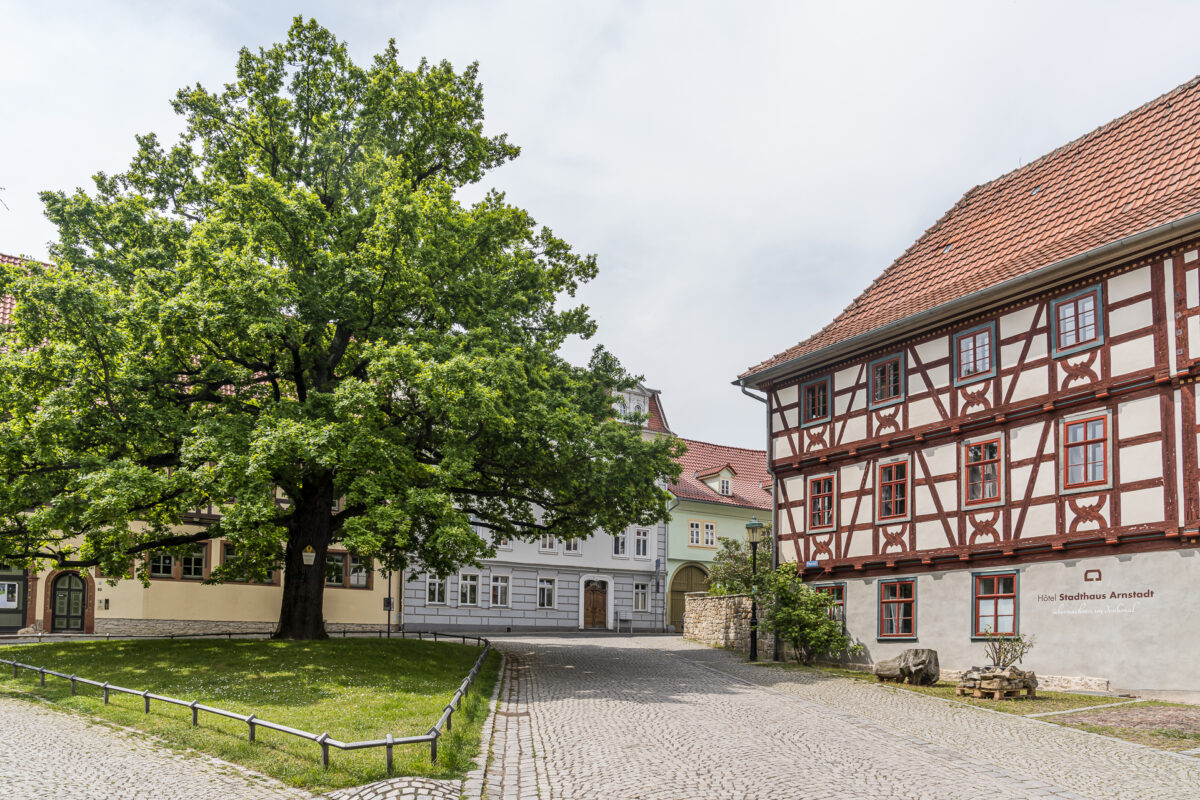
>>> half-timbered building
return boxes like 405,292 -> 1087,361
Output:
738,78 -> 1200,699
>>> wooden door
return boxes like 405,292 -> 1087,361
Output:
669,565 -> 709,631
583,580 -> 607,628
51,573 -> 86,632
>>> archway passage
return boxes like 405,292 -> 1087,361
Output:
583,580 -> 608,629
51,572 -> 86,632
670,565 -> 709,631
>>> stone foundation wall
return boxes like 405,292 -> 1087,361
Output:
683,593 -> 775,656
94,618 -> 390,636
940,667 -> 1110,693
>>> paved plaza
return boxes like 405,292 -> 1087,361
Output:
479,635 -> 1200,800
3,635 -> 1200,799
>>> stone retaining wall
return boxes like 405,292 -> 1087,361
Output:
683,593 -> 775,656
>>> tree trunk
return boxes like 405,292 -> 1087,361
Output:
274,478 -> 335,640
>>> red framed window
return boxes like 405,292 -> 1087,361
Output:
817,585 -> 845,623
877,461 -> 908,520
1055,291 -> 1099,349
803,380 -> 829,424
963,439 -> 1001,505
871,357 -> 902,404
957,328 -> 992,379
809,476 -> 834,529
879,580 -> 914,637
1063,416 -> 1107,489
974,573 -> 1016,636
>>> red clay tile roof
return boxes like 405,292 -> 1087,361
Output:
743,76 -> 1200,379
0,253 -> 35,325
670,438 -> 771,511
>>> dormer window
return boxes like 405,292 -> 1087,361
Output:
719,478 -> 731,496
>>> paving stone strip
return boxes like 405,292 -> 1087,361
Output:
485,635 -> 1200,800
0,696 -> 311,800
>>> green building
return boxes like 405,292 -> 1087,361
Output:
665,437 -> 771,631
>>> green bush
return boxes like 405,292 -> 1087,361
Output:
758,563 -> 861,664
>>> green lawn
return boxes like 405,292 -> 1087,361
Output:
760,662 -> 1123,715
0,638 -> 501,792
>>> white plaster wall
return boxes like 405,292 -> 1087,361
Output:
1106,265 -> 1151,303
913,337 -> 947,366
832,548 -> 1200,697
1120,487 -> 1165,526
776,385 -> 798,407
841,415 -> 866,444
1118,395 -> 1162,437
1109,336 -> 1155,376
1000,305 -> 1038,340
834,366 -> 858,395
1107,298 -> 1153,337
907,396 -> 941,428
913,520 -> 947,551
773,436 -> 791,461
1190,315 -> 1200,360
924,363 -> 950,390
1009,422 -> 1046,462
845,530 -> 873,558
1187,268 -> 1199,309
1020,502 -> 1057,538
1119,442 -> 1164,483
922,442 -> 955,475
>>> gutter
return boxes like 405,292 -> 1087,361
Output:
736,210 -> 1200,387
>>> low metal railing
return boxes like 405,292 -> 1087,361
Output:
0,630 -> 492,770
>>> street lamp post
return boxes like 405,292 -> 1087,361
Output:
745,516 -> 765,662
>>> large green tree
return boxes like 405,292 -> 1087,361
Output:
0,18 -> 682,638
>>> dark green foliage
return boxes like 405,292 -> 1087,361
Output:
0,18 -> 683,636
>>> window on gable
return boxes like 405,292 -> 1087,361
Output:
879,580 -> 915,638
974,573 -> 1016,636
957,327 -> 992,380
871,356 -> 903,405
809,476 -> 834,529
1063,416 -> 1107,489
877,461 -> 908,520
803,379 -> 829,424
719,478 -> 732,496
1056,290 -> 1100,350
964,439 -> 1001,506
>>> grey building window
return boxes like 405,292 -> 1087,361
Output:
537,578 -> 556,609
460,573 -> 479,606
491,575 -> 510,607
613,531 -> 627,557
635,529 -> 649,557
427,575 -> 447,605
634,583 -> 649,612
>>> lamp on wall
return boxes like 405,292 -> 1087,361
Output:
745,516 -> 765,662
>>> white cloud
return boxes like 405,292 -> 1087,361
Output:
3,0 -> 1199,448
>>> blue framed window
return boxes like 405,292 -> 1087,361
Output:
878,579 -> 916,639
868,353 -> 905,410
1050,286 -> 1104,358
801,376 -> 831,426
953,321 -> 997,386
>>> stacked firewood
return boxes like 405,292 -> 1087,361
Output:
955,666 -> 1038,700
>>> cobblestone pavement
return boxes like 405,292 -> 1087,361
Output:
0,696 -> 311,800
488,635 -> 1200,800
323,776 -> 460,800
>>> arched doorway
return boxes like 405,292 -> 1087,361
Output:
583,580 -> 607,629
670,565 -> 709,631
50,572 -> 86,632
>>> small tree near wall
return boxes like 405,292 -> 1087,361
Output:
759,563 -> 860,664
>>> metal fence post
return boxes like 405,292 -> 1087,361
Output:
10,662 -> 16,678
247,713 -> 256,742
39,668 -> 45,687
317,732 -> 330,768
385,733 -> 394,774
69,674 -> 77,695
429,731 -> 438,764
143,690 -> 151,713
102,682 -> 110,704
190,700 -> 199,726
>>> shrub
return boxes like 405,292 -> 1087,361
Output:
758,563 -> 861,664
981,630 -> 1035,668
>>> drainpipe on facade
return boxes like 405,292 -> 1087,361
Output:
664,496 -> 680,633
740,382 -> 781,661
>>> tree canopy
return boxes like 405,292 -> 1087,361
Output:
0,18 -> 683,637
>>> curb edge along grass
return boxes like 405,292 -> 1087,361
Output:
461,651 -> 506,800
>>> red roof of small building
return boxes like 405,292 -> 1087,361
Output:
645,392 -> 671,434
744,75 -> 1200,379
0,253 -> 32,325
669,438 -> 771,511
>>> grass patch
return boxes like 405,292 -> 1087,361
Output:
758,661 -> 1121,715
0,638 -> 500,792
1045,701 -> 1200,753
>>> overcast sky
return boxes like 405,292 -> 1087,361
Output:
4,1 -> 1200,448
